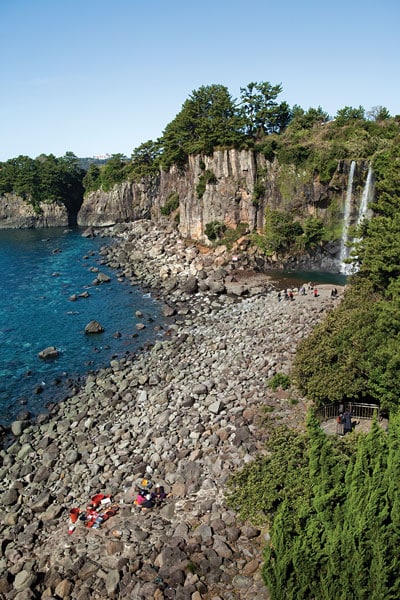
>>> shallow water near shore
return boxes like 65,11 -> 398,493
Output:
268,269 -> 347,289
0,227 -> 164,426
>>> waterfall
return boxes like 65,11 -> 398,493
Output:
356,166 -> 373,227
339,160 -> 355,272
339,163 -> 374,274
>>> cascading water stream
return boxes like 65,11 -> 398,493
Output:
356,166 -> 373,227
339,160 -> 355,272
339,163 -> 374,274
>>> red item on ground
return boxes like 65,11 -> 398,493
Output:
69,507 -> 80,523
91,493 -> 105,507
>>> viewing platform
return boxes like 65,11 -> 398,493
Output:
316,402 -> 388,435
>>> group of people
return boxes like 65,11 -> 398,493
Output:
278,289 -> 295,302
133,479 -> 168,510
277,285 -> 319,302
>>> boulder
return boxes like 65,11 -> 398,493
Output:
84,320 -> 104,334
96,272 -> 111,283
38,346 -> 59,359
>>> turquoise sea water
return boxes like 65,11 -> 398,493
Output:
0,227 -> 164,425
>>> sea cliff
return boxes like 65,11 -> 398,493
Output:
0,153 -> 372,251
0,194 -> 69,229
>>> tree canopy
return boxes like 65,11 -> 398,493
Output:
227,410 -> 400,600
291,116 -> 400,411
0,152 -> 85,212
159,84 -> 246,169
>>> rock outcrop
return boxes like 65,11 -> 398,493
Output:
0,153 -> 373,254
77,180 -> 154,227
78,153 -> 372,244
0,194 -> 69,228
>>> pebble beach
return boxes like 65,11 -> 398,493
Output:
0,221 -> 343,600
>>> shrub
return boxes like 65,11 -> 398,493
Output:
252,180 -> 265,205
215,222 -> 249,249
261,208 -> 304,255
160,191 -> 179,216
268,373 -> 291,391
196,169 -> 217,198
205,220 -> 226,240
302,216 -> 325,247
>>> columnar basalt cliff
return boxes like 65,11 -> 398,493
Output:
0,194 -> 69,229
77,151 -> 372,244
0,151 -> 373,255
77,180 -> 155,227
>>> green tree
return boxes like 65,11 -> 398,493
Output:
289,105 -> 330,130
83,163 -> 102,193
334,105 -> 366,126
13,155 -> 41,203
100,153 -> 128,191
130,139 -> 161,180
367,105 -> 391,121
293,280 -> 400,411
239,81 -> 291,138
160,84 -> 245,169
302,216 -> 325,247
262,208 -> 303,254
260,412 -> 400,599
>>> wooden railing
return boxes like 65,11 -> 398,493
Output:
316,402 -> 380,422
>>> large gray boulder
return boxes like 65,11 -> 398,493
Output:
38,346 -> 59,359
84,320 -> 104,334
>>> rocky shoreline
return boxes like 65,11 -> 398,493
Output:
0,221 -> 343,600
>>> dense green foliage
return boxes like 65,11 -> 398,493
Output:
227,425 -> 311,526
238,82 -> 292,138
204,220 -> 226,241
293,134 -> 400,412
129,140 -> 161,181
265,413 -> 400,599
227,411 -> 400,599
82,153 -> 133,193
294,280 -> 400,410
226,100 -> 400,599
0,152 -> 85,211
256,208 -> 303,255
160,192 -> 179,216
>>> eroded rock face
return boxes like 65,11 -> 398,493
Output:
0,194 -> 69,228
0,154 -> 370,248
79,152 -> 365,245
77,180 -> 153,227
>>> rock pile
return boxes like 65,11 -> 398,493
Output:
0,221 -> 342,599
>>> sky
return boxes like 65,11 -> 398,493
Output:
1,0 -> 399,162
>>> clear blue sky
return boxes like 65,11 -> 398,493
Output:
1,0 -> 399,162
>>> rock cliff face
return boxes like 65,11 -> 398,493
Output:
0,151 -> 372,244
79,151 -> 371,243
0,194 -> 69,229
77,181 -> 154,227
